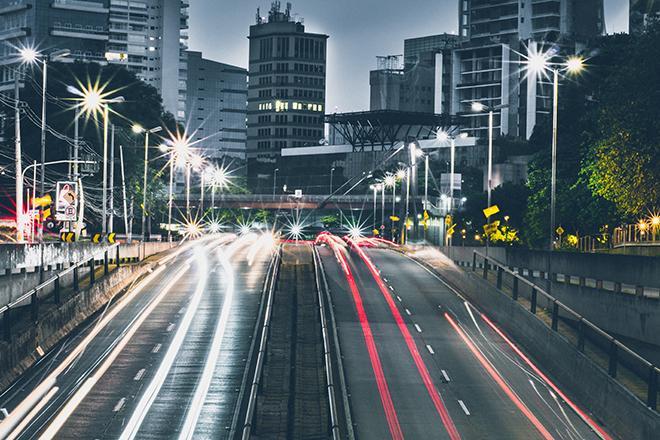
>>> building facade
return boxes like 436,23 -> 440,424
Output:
630,0 -> 660,34
0,0 -> 189,120
246,1 -> 328,192
369,35 -> 460,114
185,51 -> 247,160
453,0 -> 605,139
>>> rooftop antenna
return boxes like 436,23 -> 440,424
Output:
256,7 -> 262,24
286,2 -> 292,19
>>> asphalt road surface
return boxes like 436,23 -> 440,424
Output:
0,233 -> 274,440
318,242 -> 609,440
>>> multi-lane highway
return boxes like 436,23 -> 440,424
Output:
317,236 -> 611,440
0,234 -> 275,440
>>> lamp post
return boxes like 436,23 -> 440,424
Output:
158,143 -> 176,242
330,166 -> 335,194
14,64 -> 23,242
68,84 -> 124,235
273,168 -> 279,196
525,51 -> 584,250
133,124 -> 162,241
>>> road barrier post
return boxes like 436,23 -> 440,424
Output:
530,288 -> 537,314
3,309 -> 11,340
89,259 -> 95,285
496,267 -> 503,289
116,246 -> 121,268
54,275 -> 61,304
609,341 -> 618,378
551,301 -> 559,331
648,367 -> 658,410
73,265 -> 79,292
104,250 -> 109,275
472,252 -> 476,271
30,289 -> 38,321
512,277 -> 519,300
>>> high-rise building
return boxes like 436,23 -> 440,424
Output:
453,0 -> 605,139
630,0 -> 660,34
246,1 -> 328,192
369,35 -> 460,114
0,0 -> 189,120
185,51 -> 247,160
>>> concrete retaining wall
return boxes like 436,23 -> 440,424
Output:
440,246 -> 660,346
0,242 -> 174,308
0,263 -> 152,391
421,251 -> 659,440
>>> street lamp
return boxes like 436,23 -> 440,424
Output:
525,48 -> 585,249
68,84 -> 124,235
133,124 -> 163,242
330,166 -> 335,194
273,168 -> 279,196
436,131 -> 469,215
18,47 -> 69,241
471,102 -> 508,225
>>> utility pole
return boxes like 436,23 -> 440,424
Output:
38,59 -> 47,243
14,68 -> 23,242
102,105 -> 109,235
109,124 -> 115,234
119,145 -> 130,243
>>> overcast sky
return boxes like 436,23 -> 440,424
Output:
189,0 -> 628,113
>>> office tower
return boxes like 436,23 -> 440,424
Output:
246,1 -> 328,192
186,51 -> 247,160
630,0 -> 660,34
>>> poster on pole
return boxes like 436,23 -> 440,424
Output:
55,181 -> 78,221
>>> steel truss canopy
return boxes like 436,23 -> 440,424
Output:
325,110 -> 461,152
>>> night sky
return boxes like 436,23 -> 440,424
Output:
190,0 -> 629,114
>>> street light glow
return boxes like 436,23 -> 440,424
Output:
471,102 -> 486,112
527,51 -> 549,73
437,131 -> 449,142
396,169 -> 406,180
132,124 -> 144,134
19,47 -> 39,64
384,174 -> 396,188
566,56 -> 585,74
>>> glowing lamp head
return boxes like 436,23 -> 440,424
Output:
566,56 -> 585,74
82,89 -> 103,114
189,154 -> 204,171
528,52 -> 549,73
471,102 -> 486,112
132,124 -> 144,134
384,174 -> 396,188
651,216 -> 660,227
158,144 -> 169,153
437,131 -> 449,142
638,220 -> 648,231
20,47 -> 38,64
396,169 -> 406,180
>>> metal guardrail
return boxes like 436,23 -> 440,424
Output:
241,246 -> 281,440
313,245 -> 354,440
1,244 -> 121,341
473,251 -> 659,411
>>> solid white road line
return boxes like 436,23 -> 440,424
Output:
426,345 -> 435,355
458,400 -> 471,416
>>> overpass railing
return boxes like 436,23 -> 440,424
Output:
1,244 -> 121,341
473,250 -> 659,411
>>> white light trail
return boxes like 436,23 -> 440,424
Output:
39,264 -> 191,440
178,246 -> 236,440
119,248 -> 209,440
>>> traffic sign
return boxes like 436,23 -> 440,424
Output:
56,182 -> 78,221
483,205 -> 500,218
92,233 -> 103,244
60,232 -> 75,243
556,226 -> 565,236
483,220 -> 501,235
108,232 -> 116,244
32,194 -> 52,208
390,216 -> 400,222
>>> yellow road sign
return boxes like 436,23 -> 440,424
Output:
32,194 -> 52,208
483,205 -> 500,218
390,216 -> 400,222
483,220 -> 501,235
556,226 -> 565,236
447,224 -> 457,236
60,232 -> 75,243
92,233 -> 103,244
108,232 -> 116,244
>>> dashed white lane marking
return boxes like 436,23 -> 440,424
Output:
151,343 -> 162,353
426,345 -> 435,355
36,346 -> 45,357
441,370 -> 451,382
178,307 -> 186,314
166,323 -> 175,332
396,295 -> 402,302
113,398 -> 126,412
405,308 -> 412,316
1,407 -> 9,418
414,324 -> 422,333
133,368 -> 146,381
458,400 -> 471,416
